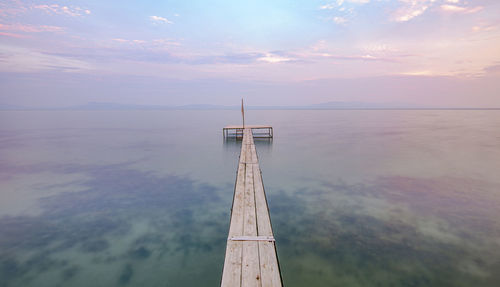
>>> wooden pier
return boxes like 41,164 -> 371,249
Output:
221,128 -> 282,287
223,125 -> 273,139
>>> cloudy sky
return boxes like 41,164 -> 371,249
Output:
0,0 -> 499,107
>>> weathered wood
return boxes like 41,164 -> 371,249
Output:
228,163 -> 246,237
223,125 -> 273,139
229,236 -> 275,241
225,125 -> 272,129
243,159 -> 256,236
258,241 -> 281,287
241,142 -> 261,286
221,128 -> 281,287
221,161 -> 246,287
253,164 -> 272,236
240,142 -> 247,164
221,240 -> 243,286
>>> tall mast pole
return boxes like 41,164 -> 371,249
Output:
241,98 -> 245,129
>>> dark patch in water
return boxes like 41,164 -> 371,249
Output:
129,246 -> 151,260
269,179 -> 500,287
118,263 -> 133,285
0,258 -> 23,286
0,164 -> 226,286
61,265 -> 79,280
81,239 -> 109,253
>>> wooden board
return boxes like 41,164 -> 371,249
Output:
224,125 -> 272,129
221,128 -> 281,287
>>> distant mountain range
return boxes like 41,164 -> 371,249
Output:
1,102 -> 498,111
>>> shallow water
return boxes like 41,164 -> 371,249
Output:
1,110 -> 500,286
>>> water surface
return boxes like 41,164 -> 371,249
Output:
1,110 -> 500,286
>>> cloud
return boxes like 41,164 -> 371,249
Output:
112,38 -> 129,43
319,0 -> 368,24
320,3 -> 336,10
0,44 -> 91,73
0,0 -> 28,17
326,53 -> 394,62
440,5 -> 483,14
0,23 -> 64,33
392,1 -> 430,22
400,70 -> 447,76
333,16 -> 347,24
484,63 -> 500,75
111,38 -> 181,48
392,0 -> 485,22
472,23 -> 497,32
257,53 -> 292,63
150,16 -> 173,24
0,31 -> 25,38
320,0 -> 369,10
32,4 -> 91,17
295,48 -> 398,63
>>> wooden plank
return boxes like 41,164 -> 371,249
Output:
224,125 -> 272,129
239,141 -> 247,164
242,241 -> 261,287
258,241 -> 282,287
245,128 -> 251,145
243,161 -> 256,236
241,133 -> 261,287
221,240 -> 243,287
245,143 -> 253,163
229,236 -> 274,242
253,164 -> 272,236
252,143 -> 282,287
228,163 -> 246,237
221,162 -> 246,287
251,144 -> 258,163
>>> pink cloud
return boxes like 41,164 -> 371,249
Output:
392,1 -> 484,22
484,64 -> 500,75
0,23 -> 64,33
32,4 -> 91,17
472,22 -> 497,32
112,38 -> 129,43
440,5 -> 483,14
0,0 -> 27,16
0,31 -> 26,38
392,3 -> 429,22
1,1 -> 90,17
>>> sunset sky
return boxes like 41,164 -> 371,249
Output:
1,0 -> 499,107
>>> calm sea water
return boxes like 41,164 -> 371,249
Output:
1,110 -> 500,287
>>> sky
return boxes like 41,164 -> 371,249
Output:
0,0 -> 499,107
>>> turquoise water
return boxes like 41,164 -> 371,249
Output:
1,110 -> 500,286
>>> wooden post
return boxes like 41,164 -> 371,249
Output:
241,98 -> 245,129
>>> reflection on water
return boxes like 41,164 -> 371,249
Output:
0,164 -> 228,287
1,110 -> 500,287
223,136 -> 273,154
272,176 -> 500,286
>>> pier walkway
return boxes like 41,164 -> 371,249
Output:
221,128 -> 282,287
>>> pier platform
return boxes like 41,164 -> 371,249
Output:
221,128 -> 282,287
223,125 -> 273,139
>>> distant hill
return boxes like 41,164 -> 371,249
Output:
309,101 -> 420,109
1,102 -> 498,111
